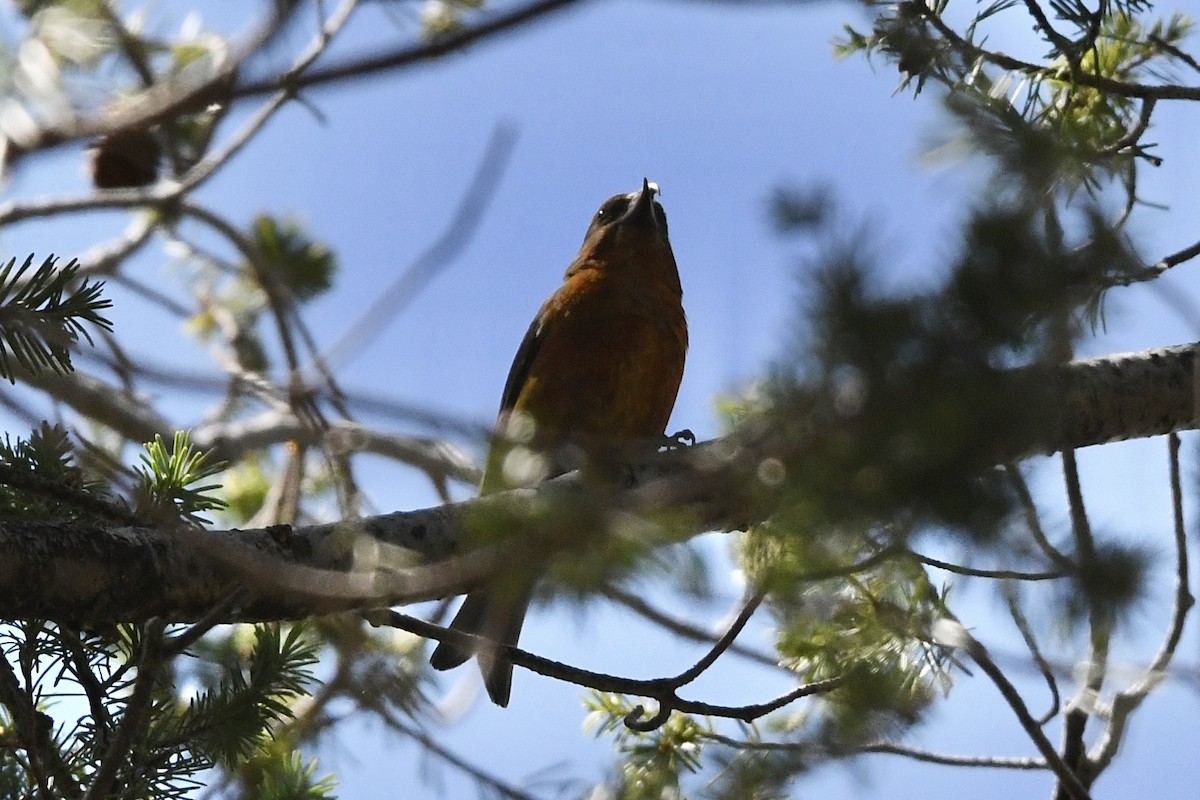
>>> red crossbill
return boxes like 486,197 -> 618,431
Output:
430,179 -> 687,706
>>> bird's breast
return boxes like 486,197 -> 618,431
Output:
514,272 -> 687,443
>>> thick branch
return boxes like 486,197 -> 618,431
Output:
0,342 -> 1195,623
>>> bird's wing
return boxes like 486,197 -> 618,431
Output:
497,310 -> 547,416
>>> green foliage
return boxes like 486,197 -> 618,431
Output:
235,748 -> 338,800
586,695 -> 708,800
150,624 -> 321,769
1062,540 -> 1154,624
742,520 -> 948,743
217,455 -> 272,523
134,432 -> 227,525
838,2 -> 1192,185
248,215 -> 337,304
0,255 -> 112,383
0,421 -> 125,522
747,192 -> 1143,546
0,620 -> 323,799
420,0 -> 486,39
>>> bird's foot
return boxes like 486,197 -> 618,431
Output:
660,429 -> 695,451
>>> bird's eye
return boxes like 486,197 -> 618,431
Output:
595,197 -> 629,225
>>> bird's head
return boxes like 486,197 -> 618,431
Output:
571,179 -> 680,293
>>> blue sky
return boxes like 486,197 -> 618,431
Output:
1,1 -> 1198,797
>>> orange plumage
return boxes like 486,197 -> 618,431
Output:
430,179 -> 687,706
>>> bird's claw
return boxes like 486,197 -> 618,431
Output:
660,429 -> 695,451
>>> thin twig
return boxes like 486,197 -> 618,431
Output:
671,591 -> 764,685
82,618 -> 168,800
1088,433 -> 1194,773
1001,582 -> 1061,725
1019,0 -> 1073,58
0,647 -> 74,799
106,272 -> 193,318
1057,448 -> 1109,800
1005,465 -> 1075,571
1096,97 -> 1157,157
377,707 -> 546,800
5,3 -> 299,159
703,731 -> 1049,769
366,609 -> 842,729
163,588 -> 249,656
912,551 -> 1065,581
1137,237 -> 1200,281
315,122 -> 519,374
1149,33 -> 1200,74
956,628 -> 1093,800
1060,449 -> 1095,560
912,0 -> 1200,100
232,0 -> 591,99
603,586 -> 784,671
57,629 -> 115,737
75,215 -> 157,277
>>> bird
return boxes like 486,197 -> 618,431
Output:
429,178 -> 688,707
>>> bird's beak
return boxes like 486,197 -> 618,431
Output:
624,178 -> 659,230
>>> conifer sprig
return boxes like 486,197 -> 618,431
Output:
0,255 -> 113,383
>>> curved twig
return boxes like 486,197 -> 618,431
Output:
1001,582 -> 1061,726
367,608 -> 842,730
603,585 -> 784,671
316,122 -> 518,375
1088,433 -> 1195,773
939,623 -> 1094,800
912,551 -> 1065,581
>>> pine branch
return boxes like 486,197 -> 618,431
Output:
0,256 -> 113,383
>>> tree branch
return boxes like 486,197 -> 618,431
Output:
231,0 -> 591,100
1,342 -> 1196,624
1087,433 -> 1194,774
933,620 -> 1093,800
366,608 -> 843,729
913,1 -> 1200,101
702,731 -> 1049,770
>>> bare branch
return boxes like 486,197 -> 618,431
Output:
1005,465 -> 1075,572
603,585 -> 784,671
0,1 -> 359,234
0,341 -> 1196,623
367,608 -> 844,728
670,591 -> 764,686
1087,433 -> 1195,773
1019,0 -> 1073,58
317,122 -> 519,374
75,215 -> 157,278
1001,582 -> 1061,726
912,551 -> 1065,581
933,621 -> 1093,800
15,362 -> 479,483
912,1 -> 1200,101
1057,448 -> 1111,798
4,6 -> 297,160
0,643 -> 83,798
231,0 -> 591,101
1096,98 -> 1158,158
703,730 -> 1049,769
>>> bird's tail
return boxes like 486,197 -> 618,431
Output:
430,587 -> 531,707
